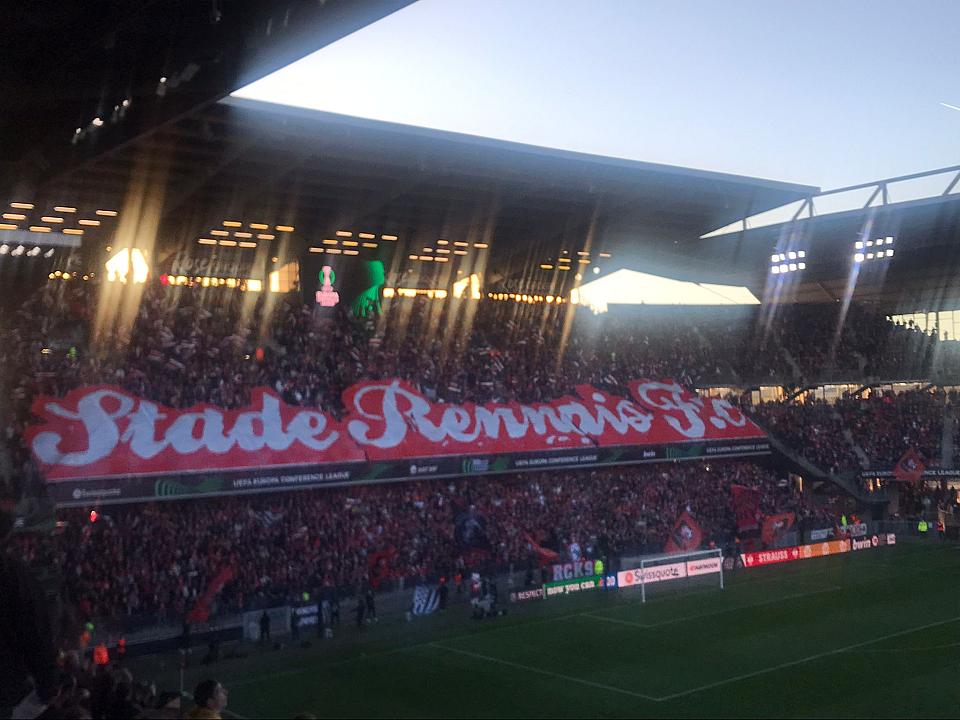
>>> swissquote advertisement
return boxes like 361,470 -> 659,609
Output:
27,378 -> 769,505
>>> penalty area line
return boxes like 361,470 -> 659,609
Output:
583,583 -> 839,629
430,642 -> 660,702
655,615 -> 960,702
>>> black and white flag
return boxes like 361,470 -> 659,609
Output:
411,584 -> 440,616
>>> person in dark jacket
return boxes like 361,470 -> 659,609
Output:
0,505 -> 59,718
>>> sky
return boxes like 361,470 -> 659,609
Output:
234,0 -> 960,192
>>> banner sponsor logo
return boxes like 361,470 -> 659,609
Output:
740,546 -> 801,568
686,556 -> 723,577
886,533 -> 896,545
800,539 -> 850,559
509,587 -> 545,603
28,378 -> 765,481
544,574 -> 617,597
618,562 -> 687,587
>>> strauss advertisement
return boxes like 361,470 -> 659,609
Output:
27,378 -> 764,482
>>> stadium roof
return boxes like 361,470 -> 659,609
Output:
16,97 -> 816,288
1,0 -> 415,191
683,167 -> 960,311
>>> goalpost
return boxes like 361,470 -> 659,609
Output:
618,548 -> 725,603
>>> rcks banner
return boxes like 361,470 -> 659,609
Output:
27,378 -> 764,482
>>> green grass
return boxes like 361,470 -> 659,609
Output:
135,542 -> 960,718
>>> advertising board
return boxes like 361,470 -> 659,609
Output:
741,534 -> 896,569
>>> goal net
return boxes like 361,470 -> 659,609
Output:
616,548 -> 724,603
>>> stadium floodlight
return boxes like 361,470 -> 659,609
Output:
853,236 -> 894,263
771,248 -> 807,274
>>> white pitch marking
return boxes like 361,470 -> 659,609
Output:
583,583 -> 839,629
431,642 -> 661,701
655,615 -> 960,701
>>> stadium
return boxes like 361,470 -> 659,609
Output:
2,3 -> 958,718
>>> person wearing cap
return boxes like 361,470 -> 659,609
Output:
187,679 -> 228,719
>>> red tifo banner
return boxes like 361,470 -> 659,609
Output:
893,448 -> 925,484
27,378 -> 765,481
664,511 -> 703,554
761,512 -> 796,546
186,565 -> 234,624
730,484 -> 761,532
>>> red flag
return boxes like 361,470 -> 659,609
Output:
664,511 -> 703,554
731,485 -> 761,532
524,533 -> 561,566
186,566 -> 234,624
761,512 -> 796,546
367,547 -> 399,589
893,449 -> 925,483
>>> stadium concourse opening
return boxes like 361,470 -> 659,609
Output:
3,5 -> 960,719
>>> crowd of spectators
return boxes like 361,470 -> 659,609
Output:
1,276 -> 948,718
751,388 -> 952,478
8,459 -> 827,629
2,278 -> 958,498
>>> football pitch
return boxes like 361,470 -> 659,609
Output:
139,541 -> 960,718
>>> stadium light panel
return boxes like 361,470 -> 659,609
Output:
854,253 -> 865,262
